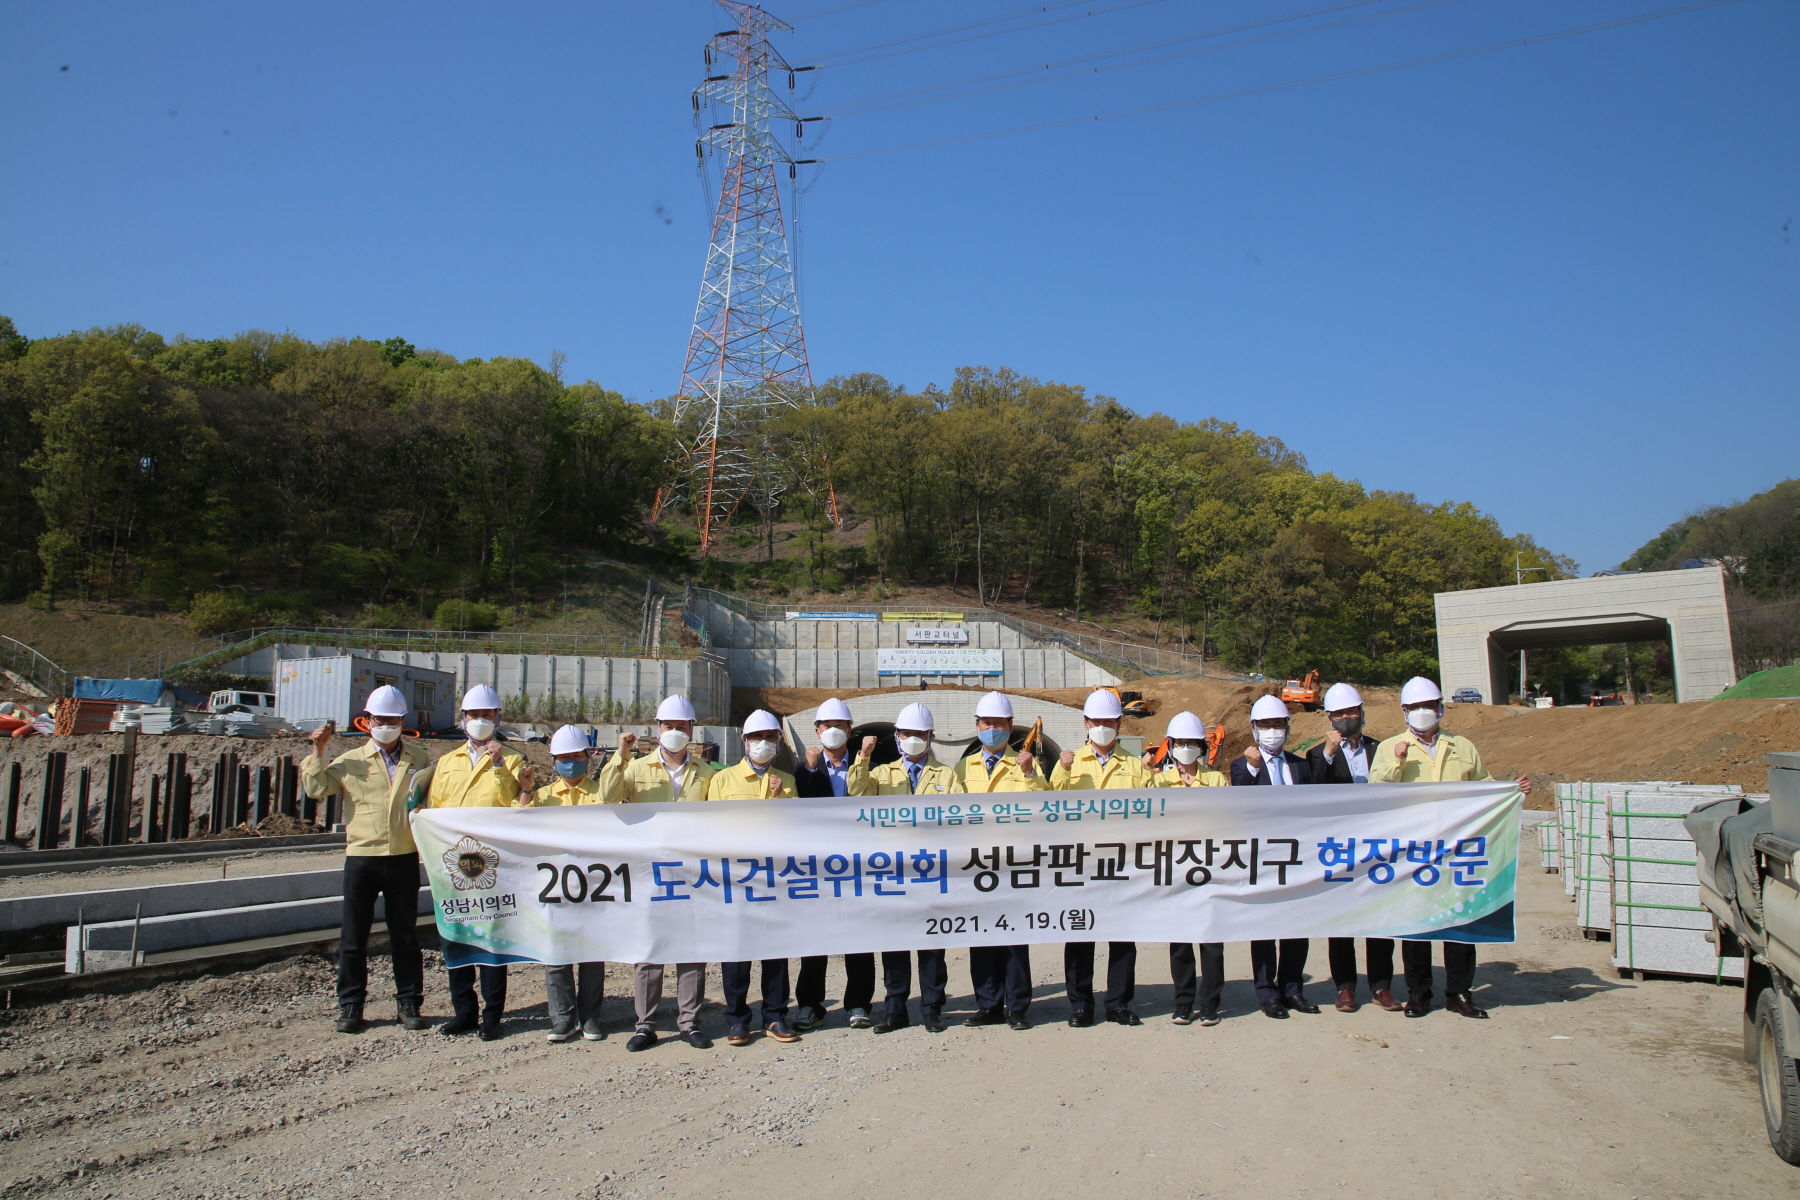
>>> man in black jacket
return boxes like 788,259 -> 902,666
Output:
1230,694 -> 1317,1018
792,697 -> 877,1030
1304,683 -> 1403,1014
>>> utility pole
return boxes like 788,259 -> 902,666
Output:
1515,552 -> 1548,701
652,1 -> 837,555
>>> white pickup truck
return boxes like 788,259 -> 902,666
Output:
207,689 -> 276,715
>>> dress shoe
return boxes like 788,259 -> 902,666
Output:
1170,1008 -> 1194,1026
1105,1008 -> 1142,1027
1445,991 -> 1489,1019
963,1009 -> 1006,1027
1007,1014 -> 1031,1031
1067,1009 -> 1094,1028
626,1031 -> 659,1052
921,1009 -> 947,1033
546,1022 -> 580,1043
1197,1008 -> 1222,1027
725,1025 -> 753,1047
764,1019 -> 801,1042
1259,1001 -> 1289,1020
681,1028 -> 712,1049
396,1001 -> 429,1031
335,1006 -> 365,1034
1403,995 -> 1432,1018
846,1007 -> 873,1029
793,1004 -> 828,1032
872,1013 -> 910,1034
439,1012 -> 479,1036
1372,989 -> 1405,1012
1282,995 -> 1321,1015
581,1018 -> 606,1041
478,1014 -> 503,1041
1334,990 -> 1358,1014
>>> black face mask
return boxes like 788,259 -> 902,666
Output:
1330,715 -> 1364,737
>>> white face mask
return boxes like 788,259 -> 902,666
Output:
1406,706 -> 1441,734
369,723 -> 402,746
1171,743 -> 1203,765
1088,724 -> 1117,748
745,739 -> 778,765
818,727 -> 848,751
659,729 -> 691,754
1254,727 -> 1288,754
897,735 -> 930,759
463,717 -> 495,742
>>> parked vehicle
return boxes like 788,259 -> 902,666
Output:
1451,687 -> 1483,704
207,689 -> 276,714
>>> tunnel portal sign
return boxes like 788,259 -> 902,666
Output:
876,648 -> 1002,675
906,627 -> 970,645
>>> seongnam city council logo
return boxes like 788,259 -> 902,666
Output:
445,837 -> 500,891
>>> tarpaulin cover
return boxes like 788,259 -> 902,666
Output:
72,678 -> 168,703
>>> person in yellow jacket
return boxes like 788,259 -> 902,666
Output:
957,691 -> 1043,1030
1369,676 -> 1531,1021
301,684 -> 433,1035
528,724 -> 617,1045
1152,710 -> 1230,1029
1051,689 -> 1154,1028
846,702 -> 960,1034
420,684 -> 535,1041
706,710 -> 801,1046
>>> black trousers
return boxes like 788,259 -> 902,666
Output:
1250,938 -> 1310,1004
881,949 -> 948,1017
1327,937 -> 1395,993
968,944 -> 1032,1016
796,953 -> 876,1013
447,959 -> 508,1020
1063,941 -> 1137,1013
1169,943 -> 1224,1014
337,852 -> 423,1011
722,959 -> 791,1026
1401,941 -> 1476,999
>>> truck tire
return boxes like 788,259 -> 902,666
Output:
1755,990 -> 1800,1165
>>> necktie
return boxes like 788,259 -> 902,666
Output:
907,761 -> 923,793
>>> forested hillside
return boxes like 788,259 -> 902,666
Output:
0,318 -> 1570,682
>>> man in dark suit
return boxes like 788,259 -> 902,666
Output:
1230,694 -> 1318,1019
1304,683 -> 1403,1015
792,697 -> 878,1030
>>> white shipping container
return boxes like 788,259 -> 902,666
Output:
275,656 -> 458,732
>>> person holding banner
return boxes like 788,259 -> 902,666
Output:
957,691 -> 1043,1031
301,684 -> 431,1036
1050,688 -> 1151,1028
708,709 -> 803,1046
423,684 -> 536,1041
1369,677 -> 1530,1020
1153,710 -> 1229,1028
529,724 -> 614,1044
847,701 -> 959,1034
601,695 -> 716,1053
1231,694 -> 1319,1019
794,697 -> 877,1033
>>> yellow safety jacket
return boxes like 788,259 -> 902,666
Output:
597,748 -> 716,804
1050,743 -> 1157,790
848,754 -> 964,796
424,741 -> 530,808
301,737 -> 432,856
955,748 -> 1047,792
530,772 -> 614,806
1152,764 -> 1231,787
706,759 -> 797,801
1367,730 -> 1490,784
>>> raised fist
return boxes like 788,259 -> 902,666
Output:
1059,750 -> 1075,770
1243,742 -> 1263,767
805,745 -> 822,770
766,774 -> 786,798
618,732 -> 638,757
1324,729 -> 1343,756
1017,750 -> 1035,776
861,736 -> 877,758
1394,741 -> 1409,762
307,720 -> 336,756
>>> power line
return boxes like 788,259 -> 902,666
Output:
810,0 -> 1181,66
823,0 -> 1749,161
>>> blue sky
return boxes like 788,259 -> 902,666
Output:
3,0 -> 1794,572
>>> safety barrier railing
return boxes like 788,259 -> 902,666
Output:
1,635 -> 70,698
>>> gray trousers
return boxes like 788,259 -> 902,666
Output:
544,962 -> 606,1027
634,962 -> 705,1032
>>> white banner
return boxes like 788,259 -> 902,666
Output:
413,782 -> 1520,967
906,627 -> 970,645
876,647 -> 1003,675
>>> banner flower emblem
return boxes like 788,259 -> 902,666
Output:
444,837 -> 500,891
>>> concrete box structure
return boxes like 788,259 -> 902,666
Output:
1435,566 -> 1736,704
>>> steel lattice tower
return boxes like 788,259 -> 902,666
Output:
654,0 -> 831,555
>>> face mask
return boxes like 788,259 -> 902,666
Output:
897,735 -> 930,759
659,728 -> 692,754
819,727 -> 848,751
1254,727 -> 1288,754
746,739 -> 778,765
1406,707 -> 1441,734
1171,743 -> 1203,765
369,723 -> 402,746
554,759 -> 587,781
1330,715 -> 1364,737
1088,725 -> 1117,748
463,717 -> 495,742
976,728 -> 1010,750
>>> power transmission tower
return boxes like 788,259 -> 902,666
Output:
653,1 -> 836,555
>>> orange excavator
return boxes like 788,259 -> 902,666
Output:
1280,670 -> 1322,712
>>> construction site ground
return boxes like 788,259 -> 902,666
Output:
0,854 -> 1793,1198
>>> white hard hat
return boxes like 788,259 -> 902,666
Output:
365,685 -> 408,718
1250,695 -> 1291,722
460,684 -> 501,711
816,697 -> 853,723
1083,689 -> 1124,720
1165,711 -> 1206,741
1400,677 -> 1443,706
1322,683 -> 1363,712
656,695 -> 697,722
974,691 -> 1013,719
549,725 -> 589,756
742,709 -> 781,735
896,702 -> 934,732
